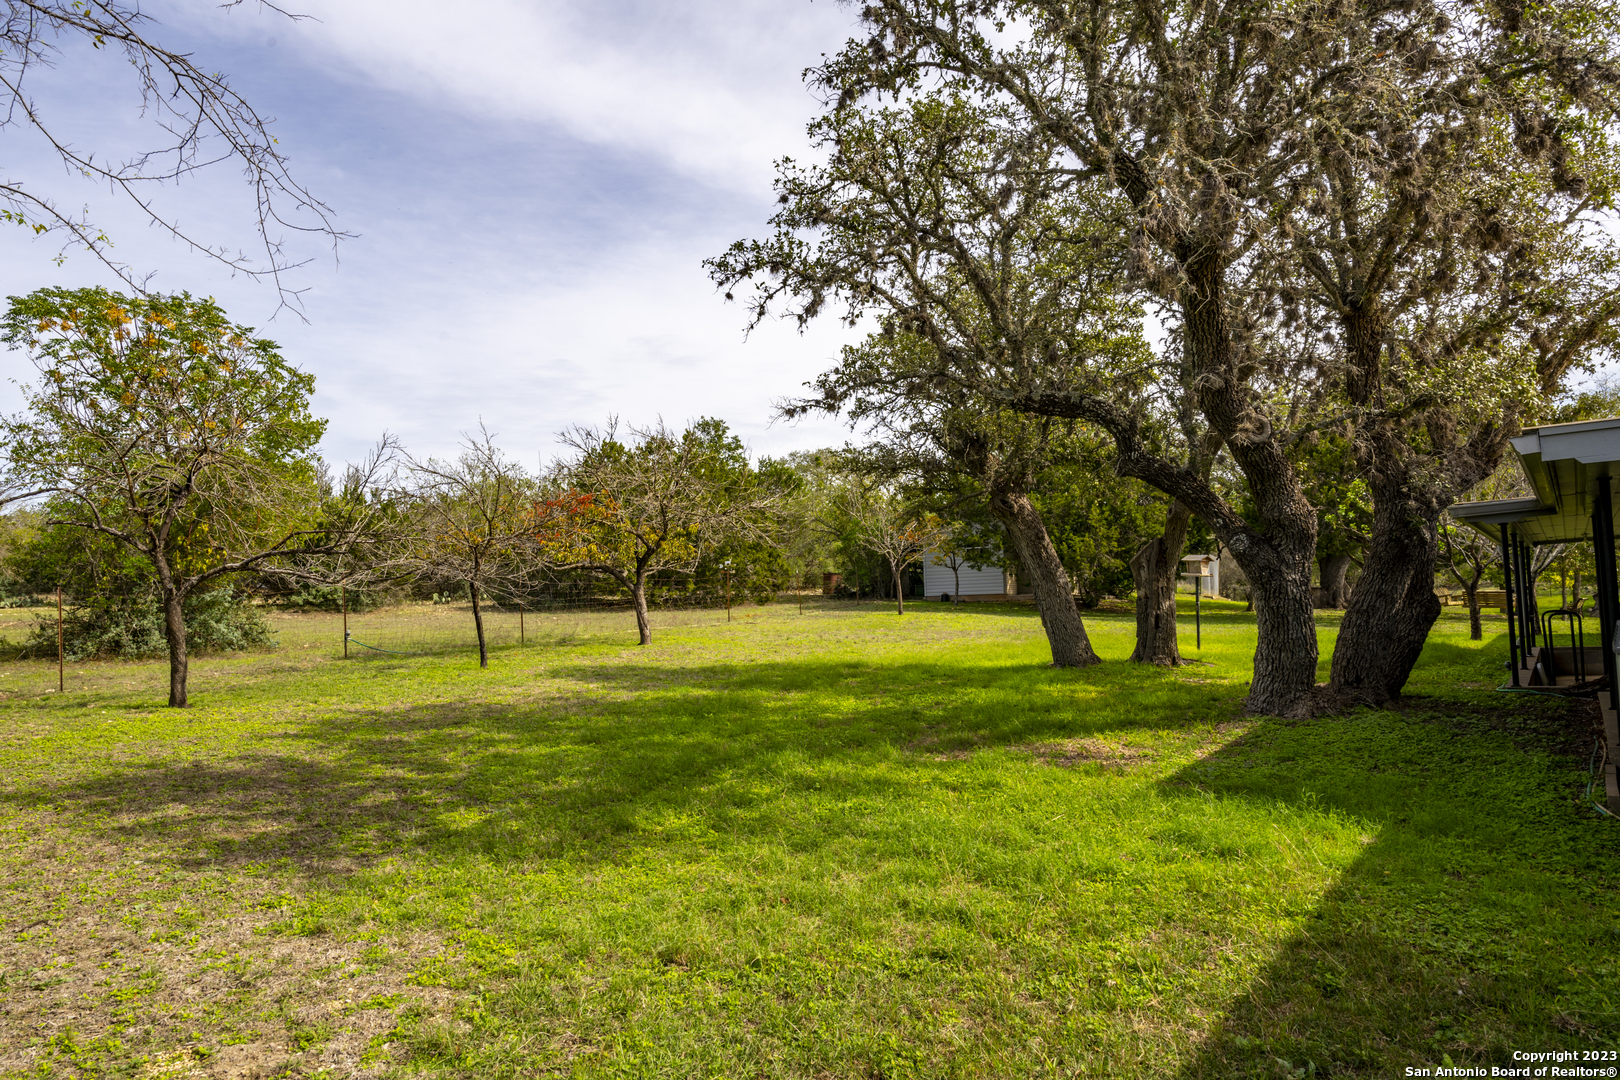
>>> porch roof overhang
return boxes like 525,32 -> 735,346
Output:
1449,416 -> 1620,545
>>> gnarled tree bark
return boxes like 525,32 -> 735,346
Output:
1318,553 -> 1353,609
1129,499 -> 1191,665
988,489 -> 1099,668
1006,382 -> 1320,713
1324,312 -> 1500,708
1328,480 -> 1444,707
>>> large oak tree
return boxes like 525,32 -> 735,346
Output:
736,0 -> 1620,713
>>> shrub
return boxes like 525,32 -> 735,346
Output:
27,589 -> 273,661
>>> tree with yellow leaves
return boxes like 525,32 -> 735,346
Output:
0,286 -> 394,706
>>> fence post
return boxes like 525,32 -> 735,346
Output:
342,585 -> 349,660
520,609 -> 525,645
56,586 -> 63,693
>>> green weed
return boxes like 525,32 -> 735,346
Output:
0,599 -> 1612,1078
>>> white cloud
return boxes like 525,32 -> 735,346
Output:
0,1 -> 871,469
166,0 -> 856,193
288,232 -> 861,467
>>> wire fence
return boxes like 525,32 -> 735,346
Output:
0,588 -> 944,671
268,592 -> 854,659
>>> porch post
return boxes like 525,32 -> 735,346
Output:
1501,523 -> 1520,687
1516,540 -> 1529,650
1513,538 -> 1526,653
1593,476 -> 1619,712
1513,536 -> 1532,663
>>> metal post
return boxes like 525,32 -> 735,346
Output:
1522,540 -> 1539,649
1523,539 -> 1538,661
1520,539 -> 1536,662
1513,539 -> 1529,656
1501,524 -> 1520,687
341,584 -> 349,660
1194,575 -> 1202,650
56,587 -> 64,693
520,609 -> 525,646
1514,540 -> 1526,652
1593,477 -> 1620,713
1530,541 -> 1543,648
725,568 -> 731,622
1593,490 -> 1611,689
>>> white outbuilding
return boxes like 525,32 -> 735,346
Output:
921,552 -> 1025,601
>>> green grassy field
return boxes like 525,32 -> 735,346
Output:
0,599 -> 1614,1078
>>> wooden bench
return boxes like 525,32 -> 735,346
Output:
1434,588 -> 1508,610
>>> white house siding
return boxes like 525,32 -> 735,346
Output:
923,554 -> 1008,598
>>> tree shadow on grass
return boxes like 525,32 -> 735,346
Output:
1166,686 -> 1620,1078
0,654 -> 1235,874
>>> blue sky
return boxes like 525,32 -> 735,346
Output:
0,0 -> 867,468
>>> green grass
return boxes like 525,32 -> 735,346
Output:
0,598 -> 1615,1078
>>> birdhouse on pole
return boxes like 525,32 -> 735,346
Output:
1180,554 -> 1217,649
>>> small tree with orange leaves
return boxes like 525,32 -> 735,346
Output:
539,419 -> 782,645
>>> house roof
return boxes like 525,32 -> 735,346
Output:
1449,416 -> 1620,544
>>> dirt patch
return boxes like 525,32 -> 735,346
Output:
0,829 -> 452,1078
903,732 -> 985,761
1025,737 -> 1154,770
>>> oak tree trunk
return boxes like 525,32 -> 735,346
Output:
994,229 -> 1322,709
470,581 -> 489,668
1466,589 -> 1483,640
1129,499 -> 1191,665
1238,551 -> 1321,716
163,587 -> 189,708
1328,486 -> 1443,707
1324,305 -> 1499,708
989,490 -> 1099,668
1180,250 -> 1320,715
1318,553 -> 1353,609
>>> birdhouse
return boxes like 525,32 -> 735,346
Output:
1181,554 -> 1213,577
